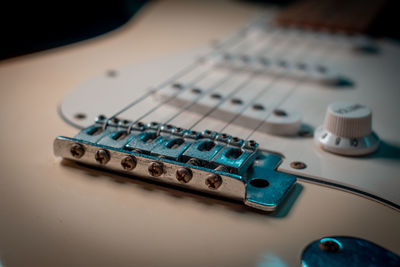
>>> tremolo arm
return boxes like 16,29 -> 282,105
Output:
54,117 -> 296,211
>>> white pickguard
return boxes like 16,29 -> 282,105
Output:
60,13 -> 400,209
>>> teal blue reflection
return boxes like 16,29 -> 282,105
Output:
257,253 -> 288,267
319,238 -> 343,250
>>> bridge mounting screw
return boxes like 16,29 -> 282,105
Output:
121,156 -> 137,171
70,143 -> 85,158
319,240 -> 340,253
176,168 -> 192,183
95,149 -> 110,165
148,162 -> 164,177
205,174 -> 222,190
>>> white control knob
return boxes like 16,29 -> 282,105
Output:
314,102 -> 379,156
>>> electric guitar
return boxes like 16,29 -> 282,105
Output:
1,0 -> 399,266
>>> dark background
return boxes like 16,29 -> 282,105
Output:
0,0 -> 399,61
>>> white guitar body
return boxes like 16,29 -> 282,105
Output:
1,1 -> 399,266
61,9 -> 400,208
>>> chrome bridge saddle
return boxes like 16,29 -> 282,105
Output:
54,116 -> 296,211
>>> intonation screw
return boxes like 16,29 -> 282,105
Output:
148,162 -> 164,177
205,174 -> 222,190
70,143 -> 85,158
95,149 -> 110,165
121,156 -> 137,171
319,240 -> 340,253
176,168 -> 192,183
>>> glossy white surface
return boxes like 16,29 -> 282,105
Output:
1,1 -> 399,266
60,12 -> 400,207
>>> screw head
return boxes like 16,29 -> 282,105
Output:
95,149 -> 110,165
205,174 -> 222,190
148,162 -> 164,177
290,161 -> 307,169
70,143 -> 85,158
121,156 -> 137,171
176,168 -> 192,183
248,140 -> 257,147
187,158 -> 202,167
319,240 -> 340,252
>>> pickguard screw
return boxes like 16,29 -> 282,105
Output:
319,240 -> 340,252
148,162 -> 164,177
95,149 -> 110,165
205,174 -> 222,190
70,143 -> 85,158
121,156 -> 137,171
290,161 -> 306,169
176,168 -> 192,183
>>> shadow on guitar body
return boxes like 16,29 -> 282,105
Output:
60,159 -> 303,218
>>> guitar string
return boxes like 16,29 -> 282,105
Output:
129,68 -> 236,128
217,30 -> 324,134
113,22 -> 279,132
105,14 -> 267,126
215,28 -> 319,133
159,27 -> 287,125
161,0 -> 329,131
107,4 -> 321,127
124,28 -> 276,129
185,27 -> 313,131
244,31 -> 342,141
111,4 -> 336,132
186,27 -> 341,138
186,73 -> 257,130
119,24 -> 285,130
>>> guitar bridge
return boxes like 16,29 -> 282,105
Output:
54,117 -> 296,211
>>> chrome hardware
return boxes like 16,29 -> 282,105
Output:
70,143 -> 85,158
95,149 -> 110,165
121,156 -> 137,171
176,168 -> 193,183
301,236 -> 400,267
54,118 -> 296,211
148,161 -> 164,177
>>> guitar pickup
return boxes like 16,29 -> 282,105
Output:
215,53 -> 354,87
53,118 -> 296,211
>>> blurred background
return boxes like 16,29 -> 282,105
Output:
1,0 -> 399,61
